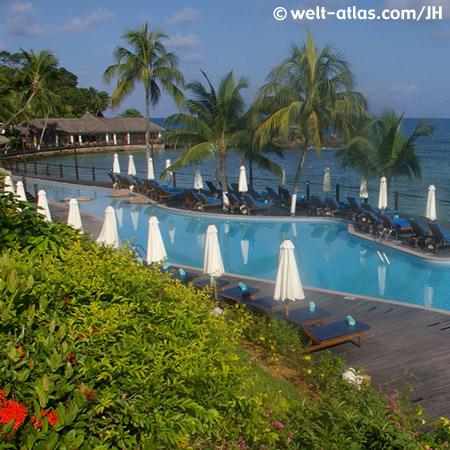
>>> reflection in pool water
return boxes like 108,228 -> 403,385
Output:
31,179 -> 450,312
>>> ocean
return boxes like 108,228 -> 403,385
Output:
35,117 -> 450,222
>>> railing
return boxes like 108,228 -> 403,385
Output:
3,159 -> 450,222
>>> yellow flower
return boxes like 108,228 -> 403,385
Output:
259,336 -> 265,341
306,369 -> 312,374
270,345 -> 275,350
421,419 -> 426,425
303,355 -> 311,361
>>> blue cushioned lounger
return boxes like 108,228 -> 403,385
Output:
275,306 -> 331,326
193,278 -> 230,291
301,320 -> 370,352
218,286 -> 260,305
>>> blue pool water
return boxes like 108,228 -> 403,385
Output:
31,180 -> 450,312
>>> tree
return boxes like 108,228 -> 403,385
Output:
118,108 -> 143,118
104,24 -> 185,159
86,87 -> 110,117
162,71 -> 248,207
255,30 -> 367,215
336,110 -> 433,195
0,49 -> 59,133
235,106 -> 284,186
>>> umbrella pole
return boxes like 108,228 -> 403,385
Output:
285,301 -> 289,316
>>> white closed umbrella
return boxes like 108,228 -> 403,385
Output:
147,157 -> 155,180
3,176 -> 15,195
378,176 -> 388,210
96,206 -> 121,249
322,167 -> 331,194
112,153 -> 120,174
359,177 -> 368,200
274,238 -> 305,315
37,190 -> 52,222
168,221 -> 176,244
146,215 -> 167,264
426,184 -> 436,221
238,165 -> 248,193
203,224 -> 224,277
128,155 -> 137,176
15,181 -> 27,202
164,159 -> 173,186
194,163 -> 203,190
278,161 -> 285,188
67,198 -> 83,229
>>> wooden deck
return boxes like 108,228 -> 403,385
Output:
47,194 -> 450,420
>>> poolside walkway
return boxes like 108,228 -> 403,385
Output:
45,188 -> 450,421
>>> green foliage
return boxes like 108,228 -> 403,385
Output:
117,108 -> 143,118
0,190 -> 447,449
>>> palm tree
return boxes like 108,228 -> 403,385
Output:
162,71 -> 248,206
235,106 -> 284,186
255,30 -> 367,215
104,24 -> 185,159
336,109 -> 433,195
0,49 -> 59,133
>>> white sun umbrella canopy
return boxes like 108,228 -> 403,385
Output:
130,210 -> 139,231
3,175 -> 15,195
378,176 -> 388,210
194,163 -> 203,190
128,155 -> 137,176
67,198 -> 83,229
322,167 -> 331,194
147,157 -> 155,180
274,238 -> 305,314
203,223 -> 225,277
238,165 -> 248,193
378,264 -> 386,296
37,190 -> 52,222
96,206 -> 121,249
164,159 -> 173,186
240,239 -> 249,265
426,184 -> 437,221
15,181 -> 27,202
147,215 -> 167,264
112,153 -> 121,174
359,177 -> 369,200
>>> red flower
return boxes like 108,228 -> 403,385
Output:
0,399 -> 28,430
16,345 -> 25,361
91,327 -> 99,334
67,353 -> 75,363
47,410 -> 58,426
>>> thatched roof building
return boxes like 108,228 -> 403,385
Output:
16,112 -> 165,149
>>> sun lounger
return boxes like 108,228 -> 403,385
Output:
347,197 -> 365,220
218,285 -> 260,305
324,197 -> 350,217
406,218 -> 431,247
132,175 -> 149,195
183,190 -> 200,209
378,213 -> 412,233
266,187 -> 285,205
248,185 -> 265,201
309,196 -> 328,216
225,192 -> 245,214
361,203 -> 398,216
116,174 -> 134,190
300,319 -> 371,352
205,181 -> 222,197
108,171 -> 120,189
279,188 -> 308,207
274,306 -> 331,326
242,194 -> 274,214
427,222 -> 450,250
359,211 -> 384,234
154,184 -> 183,201
196,192 -> 222,210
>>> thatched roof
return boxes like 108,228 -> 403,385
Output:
16,112 -> 165,135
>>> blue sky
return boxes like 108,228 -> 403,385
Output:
0,0 -> 448,118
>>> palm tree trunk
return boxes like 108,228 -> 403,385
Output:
145,89 -> 152,160
37,111 -> 50,151
290,142 -> 309,216
249,160 -> 253,186
220,145 -> 228,210
0,89 -> 37,133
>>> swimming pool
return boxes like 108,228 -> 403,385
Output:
31,180 -> 450,311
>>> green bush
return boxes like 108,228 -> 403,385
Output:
0,190 -> 448,449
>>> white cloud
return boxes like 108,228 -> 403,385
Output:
382,0 -> 449,20
166,33 -> 202,49
181,54 -> 204,64
6,1 -> 44,37
59,8 -> 114,32
389,84 -> 419,99
164,7 -> 199,26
